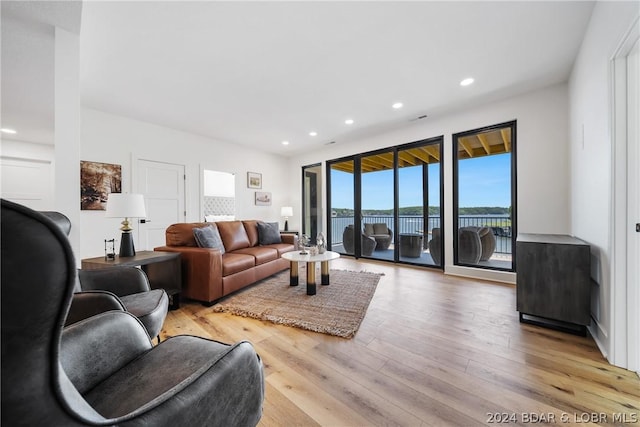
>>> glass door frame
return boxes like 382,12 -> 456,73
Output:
326,136 -> 444,268
301,163 -> 321,240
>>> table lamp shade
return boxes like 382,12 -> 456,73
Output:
105,193 -> 146,257
281,206 -> 293,231
105,193 -> 147,220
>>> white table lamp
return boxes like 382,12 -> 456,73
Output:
105,193 -> 146,257
281,206 -> 293,231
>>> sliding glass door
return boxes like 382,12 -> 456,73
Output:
361,150 -> 395,262
327,138 -> 443,267
329,159 -> 356,256
398,143 -> 442,266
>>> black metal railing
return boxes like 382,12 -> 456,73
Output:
330,215 -> 512,254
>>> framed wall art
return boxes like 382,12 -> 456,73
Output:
80,161 -> 122,210
255,191 -> 272,206
247,172 -> 262,189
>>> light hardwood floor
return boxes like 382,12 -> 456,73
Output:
160,258 -> 640,426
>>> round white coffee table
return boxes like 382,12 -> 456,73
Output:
281,250 -> 340,295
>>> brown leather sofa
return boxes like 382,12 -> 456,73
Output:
155,220 -> 297,306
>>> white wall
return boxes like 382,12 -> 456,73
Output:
289,83 -> 571,283
79,108 -> 290,258
569,1 -> 640,366
55,27 -> 81,261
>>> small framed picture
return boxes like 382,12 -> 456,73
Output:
255,191 -> 272,206
247,172 -> 262,189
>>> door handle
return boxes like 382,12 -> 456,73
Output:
140,219 -> 151,224
636,223 -> 639,232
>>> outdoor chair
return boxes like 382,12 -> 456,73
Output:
363,223 -> 393,251
458,227 -> 482,264
1,199 -> 265,426
429,227 -> 496,265
428,228 -> 442,265
461,226 -> 496,261
343,225 -> 376,256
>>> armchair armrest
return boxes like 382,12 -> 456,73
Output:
78,267 -> 151,296
65,291 -> 125,326
61,311 -> 152,395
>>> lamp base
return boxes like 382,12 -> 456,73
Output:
284,220 -> 289,231
119,231 -> 136,257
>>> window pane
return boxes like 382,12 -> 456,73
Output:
398,143 -> 442,266
361,151 -> 394,261
454,124 -> 514,271
330,160 -> 354,255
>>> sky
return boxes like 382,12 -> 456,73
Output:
331,153 -> 511,209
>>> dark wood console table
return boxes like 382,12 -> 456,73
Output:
516,233 -> 591,335
81,251 -> 181,310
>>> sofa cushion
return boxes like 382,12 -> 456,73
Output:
193,225 -> 225,254
267,242 -> 297,257
166,223 -> 208,247
222,253 -> 255,276
242,220 -> 259,247
234,247 -> 278,265
257,222 -> 282,245
216,221 -> 251,252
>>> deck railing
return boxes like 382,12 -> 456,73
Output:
330,215 -> 512,254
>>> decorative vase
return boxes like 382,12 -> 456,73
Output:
316,232 -> 326,254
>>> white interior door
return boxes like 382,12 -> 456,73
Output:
626,38 -> 639,373
1,157 -> 54,210
136,159 -> 186,250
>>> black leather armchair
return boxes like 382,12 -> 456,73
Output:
41,211 -> 169,340
1,199 -> 265,426
76,267 -> 168,340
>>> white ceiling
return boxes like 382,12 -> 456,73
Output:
3,1 -> 595,156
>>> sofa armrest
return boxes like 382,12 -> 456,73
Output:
280,233 -> 298,247
154,246 -> 223,303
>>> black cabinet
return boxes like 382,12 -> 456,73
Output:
516,233 -> 591,335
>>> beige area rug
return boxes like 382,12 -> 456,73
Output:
211,268 -> 383,338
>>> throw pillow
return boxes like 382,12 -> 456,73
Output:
193,225 -> 225,254
257,222 -> 282,245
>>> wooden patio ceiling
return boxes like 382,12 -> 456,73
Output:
331,127 -> 511,174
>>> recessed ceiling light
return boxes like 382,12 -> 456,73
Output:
345,119 -> 354,125
460,78 -> 474,86
282,140 -> 289,145
1,128 -> 17,134
392,102 -> 403,109
309,131 -> 317,137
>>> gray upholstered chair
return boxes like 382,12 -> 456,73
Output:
363,223 -> 393,251
1,199 -> 264,426
342,225 -> 376,256
41,211 -> 169,341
